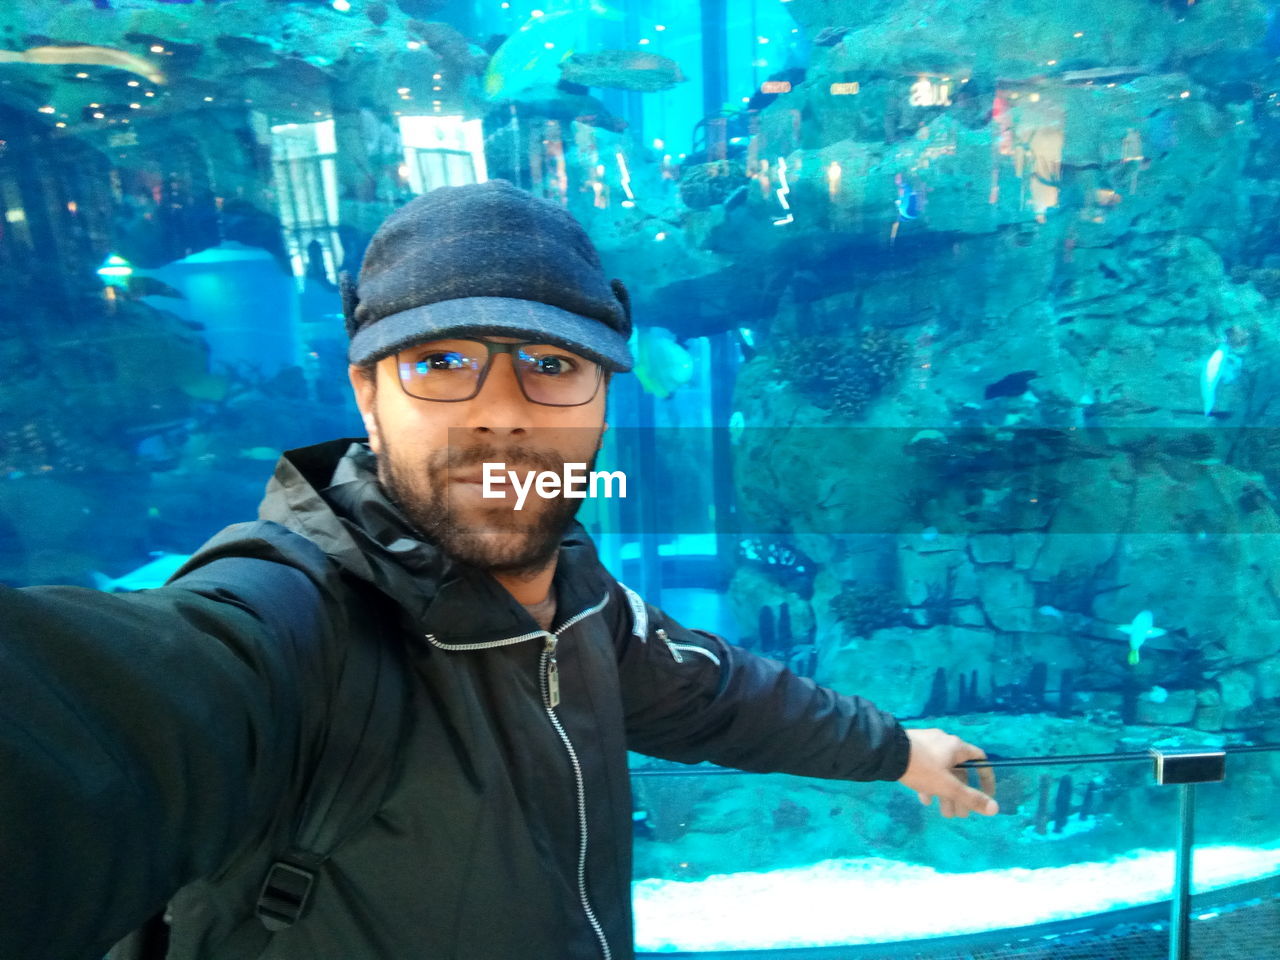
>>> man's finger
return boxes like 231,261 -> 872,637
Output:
956,741 -> 999,811
964,785 -> 999,815
961,774 -> 999,814
978,763 -> 997,800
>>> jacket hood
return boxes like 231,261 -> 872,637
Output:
255,438 -> 612,642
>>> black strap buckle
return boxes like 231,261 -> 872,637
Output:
256,860 -> 316,932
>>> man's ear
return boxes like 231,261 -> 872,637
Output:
348,364 -> 381,453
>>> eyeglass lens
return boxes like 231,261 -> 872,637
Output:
396,339 -> 601,405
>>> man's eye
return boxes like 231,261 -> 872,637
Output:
418,352 -> 469,371
520,352 -> 577,376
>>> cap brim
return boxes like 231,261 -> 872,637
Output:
348,297 -> 633,372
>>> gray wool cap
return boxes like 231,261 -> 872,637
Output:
341,179 -> 633,372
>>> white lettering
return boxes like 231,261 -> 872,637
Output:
481,463 -> 629,509
564,462 -> 587,498
591,470 -> 626,499
482,462 -> 506,498
508,467 -> 535,511
535,471 -> 560,499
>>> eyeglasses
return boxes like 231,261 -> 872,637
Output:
395,338 -> 604,406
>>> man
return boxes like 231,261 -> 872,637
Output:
0,179 -> 996,960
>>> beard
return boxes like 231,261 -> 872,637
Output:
373,413 -> 602,580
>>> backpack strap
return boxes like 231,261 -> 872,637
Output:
107,559 -> 411,959
254,572 -> 410,931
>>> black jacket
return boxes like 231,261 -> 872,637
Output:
0,438 -> 911,960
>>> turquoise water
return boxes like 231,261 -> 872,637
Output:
2,0 -> 1279,953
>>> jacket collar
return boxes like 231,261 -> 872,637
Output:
257,438 -> 612,643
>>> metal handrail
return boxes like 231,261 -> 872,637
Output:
629,741 -> 1280,775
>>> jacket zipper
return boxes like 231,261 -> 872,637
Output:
540,592 -> 612,960
424,590 -> 613,960
654,627 -> 722,667
655,627 -> 682,662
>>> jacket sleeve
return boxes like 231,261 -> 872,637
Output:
611,581 -> 911,783
0,558 -> 331,960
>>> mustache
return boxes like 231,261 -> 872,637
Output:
437,444 -> 569,473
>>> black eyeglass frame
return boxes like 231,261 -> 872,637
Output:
394,338 -> 605,407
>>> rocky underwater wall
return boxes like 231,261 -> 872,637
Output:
631,0 -> 1280,878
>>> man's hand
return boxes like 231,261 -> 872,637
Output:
897,728 -> 999,818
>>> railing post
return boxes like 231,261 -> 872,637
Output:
1170,782 -> 1194,960
1149,748 -> 1226,960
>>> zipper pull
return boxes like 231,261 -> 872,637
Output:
656,627 -> 683,663
544,634 -> 561,708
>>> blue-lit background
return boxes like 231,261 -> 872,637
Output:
2,0 -> 1279,954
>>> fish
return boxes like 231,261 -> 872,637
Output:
91,552 -> 192,593
728,410 -> 745,445
984,370 -> 1039,400
483,3 -> 623,99
907,429 -> 947,446
0,45 -> 165,84
558,50 -> 686,92
1145,685 -> 1170,703
629,326 -> 694,399
895,173 -> 920,220
1201,346 -> 1226,416
1200,340 -> 1241,417
1117,609 -> 1166,666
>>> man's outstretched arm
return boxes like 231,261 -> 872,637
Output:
612,583 -> 998,816
0,559 -> 328,960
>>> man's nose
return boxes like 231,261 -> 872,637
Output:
464,352 -> 534,432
